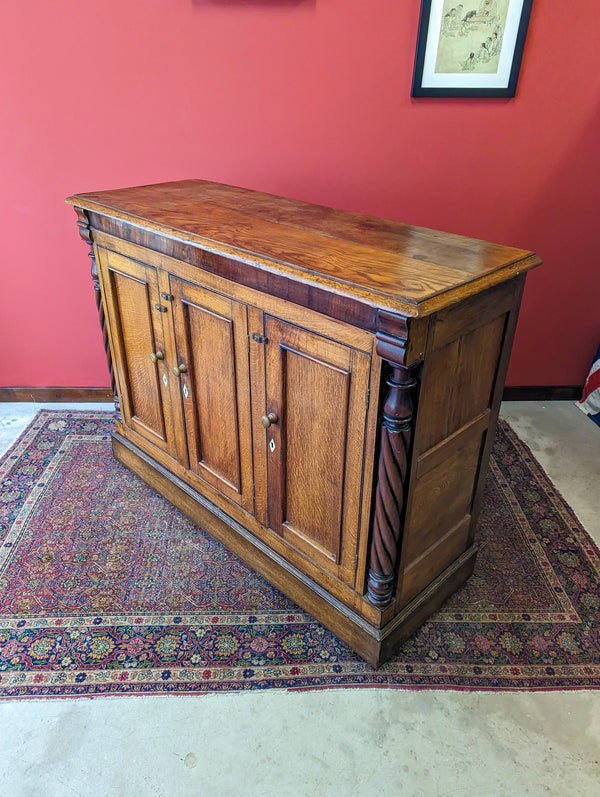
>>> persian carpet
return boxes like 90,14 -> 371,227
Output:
0,410 -> 599,699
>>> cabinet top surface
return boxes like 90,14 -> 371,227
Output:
67,179 -> 541,317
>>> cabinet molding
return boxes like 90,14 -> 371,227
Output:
67,180 -> 541,666
75,208 -> 121,420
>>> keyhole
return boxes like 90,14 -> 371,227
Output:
269,439 -> 276,453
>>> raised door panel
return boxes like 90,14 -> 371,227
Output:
169,277 -> 254,513
412,313 -> 507,455
264,316 -> 370,587
96,248 -> 178,458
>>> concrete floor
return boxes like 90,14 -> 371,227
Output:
0,401 -> 599,796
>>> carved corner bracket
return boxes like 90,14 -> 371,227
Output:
366,311 -> 420,609
74,208 -> 121,420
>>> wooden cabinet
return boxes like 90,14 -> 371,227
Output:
69,180 -> 541,666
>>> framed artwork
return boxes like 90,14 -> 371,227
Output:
412,0 -> 533,97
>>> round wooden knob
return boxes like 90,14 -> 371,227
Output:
173,364 -> 187,376
150,351 -> 164,363
261,412 -> 278,428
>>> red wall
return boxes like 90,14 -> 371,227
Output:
1,0 -> 598,388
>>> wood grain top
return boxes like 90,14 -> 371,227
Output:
67,179 -> 541,318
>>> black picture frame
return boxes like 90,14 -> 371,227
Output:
412,0 -> 533,98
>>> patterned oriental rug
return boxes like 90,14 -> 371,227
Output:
0,410 -> 599,699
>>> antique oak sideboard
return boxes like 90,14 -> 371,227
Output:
67,181 -> 541,666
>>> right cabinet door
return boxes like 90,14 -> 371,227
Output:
263,316 -> 371,588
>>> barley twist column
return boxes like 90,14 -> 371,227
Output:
75,208 -> 121,420
366,312 -> 420,609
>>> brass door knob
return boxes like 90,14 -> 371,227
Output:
261,412 -> 278,429
150,351 -> 165,363
173,364 -> 188,376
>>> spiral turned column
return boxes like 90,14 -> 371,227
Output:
366,346 -> 418,608
75,208 -> 121,420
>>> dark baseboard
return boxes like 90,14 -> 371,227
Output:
0,385 -> 583,403
502,386 -> 583,401
0,387 -> 113,402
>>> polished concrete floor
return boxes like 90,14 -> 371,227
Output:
0,401 -> 599,796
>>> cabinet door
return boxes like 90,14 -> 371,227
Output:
169,277 -> 254,513
263,316 -> 371,587
96,248 -> 180,458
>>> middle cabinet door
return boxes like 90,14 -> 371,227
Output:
169,276 -> 254,514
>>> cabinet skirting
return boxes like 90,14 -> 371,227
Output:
113,431 -> 477,667
0,387 -> 114,402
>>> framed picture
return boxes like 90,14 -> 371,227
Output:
412,0 -> 533,97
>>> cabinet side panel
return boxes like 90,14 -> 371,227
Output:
449,314 -> 507,432
413,315 -> 504,455
396,300 -> 510,607
403,425 -> 483,562
111,271 -> 166,439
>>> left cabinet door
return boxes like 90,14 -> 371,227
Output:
96,248 -> 182,460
